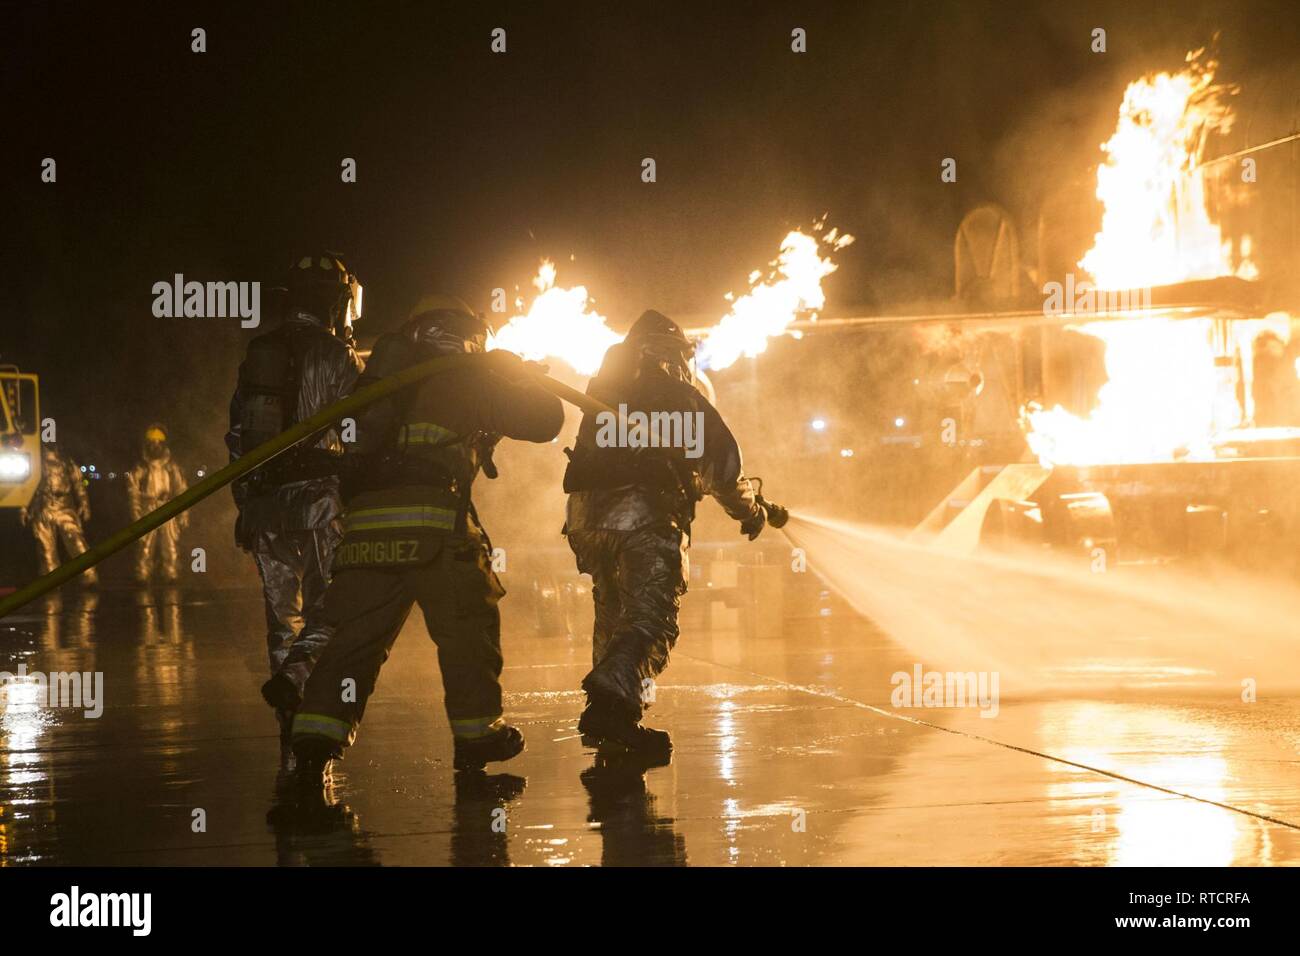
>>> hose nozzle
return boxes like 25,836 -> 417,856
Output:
751,477 -> 789,529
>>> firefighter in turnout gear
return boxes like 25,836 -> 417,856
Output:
276,293 -> 564,794
21,443 -> 96,585
226,253 -> 365,758
127,423 -> 189,582
564,310 -> 766,759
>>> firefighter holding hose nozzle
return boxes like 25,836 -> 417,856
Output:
563,310 -> 770,761
751,478 -> 789,529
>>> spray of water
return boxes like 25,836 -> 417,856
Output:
782,512 -> 1300,696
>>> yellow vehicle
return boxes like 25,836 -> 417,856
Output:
0,365 -> 41,511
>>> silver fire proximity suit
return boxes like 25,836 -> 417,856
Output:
127,428 -> 189,582
22,444 -> 96,584
564,316 -> 763,723
225,309 -> 363,682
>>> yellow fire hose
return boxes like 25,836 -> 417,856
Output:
0,355 -> 613,620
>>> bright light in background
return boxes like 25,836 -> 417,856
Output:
810,418 -> 827,432
894,417 -> 906,429
0,453 -> 30,480
840,448 -> 854,458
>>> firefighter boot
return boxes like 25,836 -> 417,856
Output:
287,738 -> 338,812
578,691 -> 672,760
453,724 -> 526,772
267,740 -> 347,830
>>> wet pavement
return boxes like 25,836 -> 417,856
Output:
2,563 -> 1299,866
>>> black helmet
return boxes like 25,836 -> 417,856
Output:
406,293 -> 490,354
626,310 -> 694,382
286,252 -> 363,339
627,310 -> 690,348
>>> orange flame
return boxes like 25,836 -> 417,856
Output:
697,222 -> 854,371
489,260 -> 621,376
1022,50 -> 1286,466
1079,48 -> 1239,289
490,222 -> 853,376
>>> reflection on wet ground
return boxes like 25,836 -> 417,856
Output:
1,573 -> 1298,865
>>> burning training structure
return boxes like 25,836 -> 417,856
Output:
787,49 -> 1300,574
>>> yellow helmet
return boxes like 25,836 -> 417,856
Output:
142,422 -> 170,460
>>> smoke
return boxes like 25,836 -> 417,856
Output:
783,512 -> 1300,697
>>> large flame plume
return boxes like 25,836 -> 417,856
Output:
1078,48 -> 1241,289
489,221 -> 853,377
489,261 -> 621,376
1025,315 -> 1293,466
696,221 -> 855,371
1023,49 -> 1290,466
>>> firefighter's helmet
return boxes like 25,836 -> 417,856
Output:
407,293 -> 489,353
626,309 -> 695,383
143,422 -> 169,460
287,252 -> 363,339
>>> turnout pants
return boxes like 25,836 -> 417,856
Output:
252,526 -> 342,677
292,539 -> 507,754
567,526 -> 689,719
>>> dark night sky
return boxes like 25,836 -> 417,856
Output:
5,0 -> 1300,469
